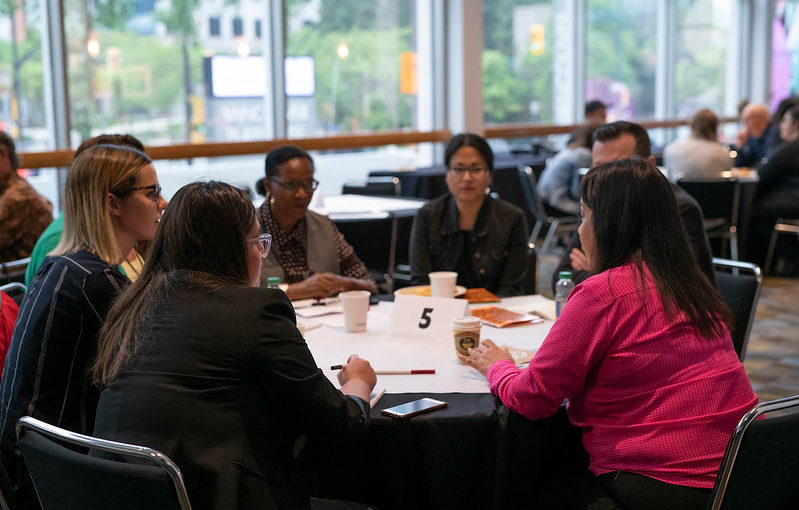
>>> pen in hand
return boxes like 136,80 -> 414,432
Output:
330,364 -> 435,375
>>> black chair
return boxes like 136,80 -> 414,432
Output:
333,213 -> 398,293
520,242 -> 537,295
708,394 -> 799,510
713,258 -> 762,361
0,283 -> 26,306
0,258 -> 30,286
515,166 -> 578,258
342,176 -> 401,197
16,416 -> 192,510
678,178 -> 740,260
764,218 -> 799,276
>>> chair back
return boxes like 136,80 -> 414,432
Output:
0,283 -> 26,306
489,165 -> 536,230
708,394 -> 799,510
0,258 -> 30,286
342,176 -> 401,196
712,258 -> 761,361
677,178 -> 739,223
333,213 -> 398,292
520,243 -> 537,295
16,416 -> 191,510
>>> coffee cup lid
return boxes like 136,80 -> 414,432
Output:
452,316 -> 481,328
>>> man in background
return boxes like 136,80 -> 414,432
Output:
552,121 -> 714,291
734,103 -> 773,167
0,131 -> 52,263
585,100 -> 608,126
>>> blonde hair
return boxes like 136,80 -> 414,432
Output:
51,144 -> 152,265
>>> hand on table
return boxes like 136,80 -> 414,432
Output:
569,248 -> 591,273
459,339 -> 513,376
294,272 -> 340,299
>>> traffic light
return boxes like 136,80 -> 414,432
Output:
529,24 -> 545,56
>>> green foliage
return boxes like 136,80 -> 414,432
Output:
94,0 -> 133,30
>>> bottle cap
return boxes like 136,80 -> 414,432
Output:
558,271 -> 573,280
267,277 -> 281,286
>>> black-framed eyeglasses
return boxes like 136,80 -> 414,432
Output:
248,233 -> 272,258
448,165 -> 488,177
131,183 -> 163,202
273,178 -> 319,192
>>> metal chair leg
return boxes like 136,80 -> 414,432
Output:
764,227 -> 779,277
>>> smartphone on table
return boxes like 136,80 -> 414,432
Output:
381,398 -> 447,419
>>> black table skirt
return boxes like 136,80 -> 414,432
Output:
308,393 -> 589,510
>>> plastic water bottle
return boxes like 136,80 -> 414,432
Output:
555,271 -> 575,318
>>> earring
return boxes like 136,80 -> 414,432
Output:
267,190 -> 275,206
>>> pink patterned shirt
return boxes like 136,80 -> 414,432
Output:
486,262 -> 757,488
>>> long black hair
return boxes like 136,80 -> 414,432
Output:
94,181 -> 256,385
581,158 -> 732,338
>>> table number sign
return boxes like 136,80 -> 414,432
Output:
390,295 -> 469,341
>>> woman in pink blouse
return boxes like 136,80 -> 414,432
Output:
463,158 -> 758,510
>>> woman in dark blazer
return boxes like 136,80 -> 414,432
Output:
410,133 -> 529,295
92,181 -> 376,510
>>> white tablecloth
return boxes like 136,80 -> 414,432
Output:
302,295 -> 556,394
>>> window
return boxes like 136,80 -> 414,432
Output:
284,0 -> 418,137
232,17 -> 243,37
586,0 -> 657,120
674,0 -> 731,117
255,19 -> 262,39
483,0 -> 556,124
209,17 -> 221,37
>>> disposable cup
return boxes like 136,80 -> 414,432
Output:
429,271 -> 458,298
340,290 -> 370,332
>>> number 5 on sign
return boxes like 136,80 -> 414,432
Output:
390,295 -> 469,341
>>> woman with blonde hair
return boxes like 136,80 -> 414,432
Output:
0,143 -> 166,505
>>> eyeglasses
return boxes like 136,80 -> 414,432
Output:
131,183 -> 163,202
273,178 -> 319,193
448,166 -> 488,177
248,233 -> 272,258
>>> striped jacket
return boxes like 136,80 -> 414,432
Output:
0,251 -> 127,484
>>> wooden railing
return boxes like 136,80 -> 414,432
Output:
18,117 -> 739,170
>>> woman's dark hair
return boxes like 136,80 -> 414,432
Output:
690,109 -> 718,141
93,181 -> 257,386
256,145 -> 314,195
444,133 -> 494,171
773,96 -> 799,124
580,158 -> 732,338
783,104 -> 799,125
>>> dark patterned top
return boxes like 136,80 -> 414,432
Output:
0,173 -> 53,262
258,202 -> 375,286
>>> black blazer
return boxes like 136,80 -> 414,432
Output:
93,285 -> 369,510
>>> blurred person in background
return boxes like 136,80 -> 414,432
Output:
537,125 -> 597,215
663,109 -> 733,182
0,131 -> 53,263
585,100 -> 608,126
734,103 -> 773,167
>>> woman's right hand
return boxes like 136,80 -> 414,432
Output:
287,273 -> 340,300
338,354 -> 377,402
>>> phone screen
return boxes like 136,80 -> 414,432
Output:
381,398 -> 447,418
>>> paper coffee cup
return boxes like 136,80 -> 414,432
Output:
429,271 -> 458,297
452,316 -> 481,361
340,290 -> 370,332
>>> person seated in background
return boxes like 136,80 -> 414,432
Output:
734,103 -> 774,167
663,108 -> 733,182
92,181 -> 376,510
747,104 -> 799,265
464,158 -> 758,510
584,99 -> 608,126
25,133 -> 148,285
410,133 -> 529,295
553,121 -> 714,292
536,125 -> 596,215
256,145 -> 376,300
764,95 -> 799,154
0,131 -> 53,263
0,144 -> 166,505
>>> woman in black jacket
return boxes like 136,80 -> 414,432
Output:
92,181 -> 375,510
409,133 -> 529,295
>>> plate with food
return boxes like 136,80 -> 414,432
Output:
394,285 -> 467,298
470,306 -> 540,328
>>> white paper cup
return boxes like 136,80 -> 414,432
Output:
340,290 -> 370,332
429,271 -> 458,298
